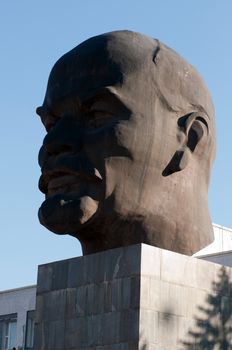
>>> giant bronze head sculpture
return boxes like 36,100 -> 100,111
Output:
37,30 -> 216,255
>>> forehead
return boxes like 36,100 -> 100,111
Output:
44,33 -> 155,106
42,31 -> 215,125
45,50 -> 120,105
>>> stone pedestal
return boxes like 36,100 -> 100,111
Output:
34,244 -> 232,350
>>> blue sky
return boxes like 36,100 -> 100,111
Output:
1,1 -> 232,290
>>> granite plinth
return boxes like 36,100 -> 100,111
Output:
34,244 -> 232,349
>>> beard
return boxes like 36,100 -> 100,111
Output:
38,193 -> 99,235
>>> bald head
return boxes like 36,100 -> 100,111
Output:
49,31 -> 214,111
38,30 -> 216,255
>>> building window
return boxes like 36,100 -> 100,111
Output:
24,311 -> 35,350
0,314 -> 17,350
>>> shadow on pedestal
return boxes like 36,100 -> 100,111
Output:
180,266 -> 232,350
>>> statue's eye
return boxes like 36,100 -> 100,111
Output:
84,98 -> 115,129
87,110 -> 114,129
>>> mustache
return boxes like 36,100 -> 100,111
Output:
39,151 -> 102,194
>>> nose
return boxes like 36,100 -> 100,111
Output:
43,115 -> 83,155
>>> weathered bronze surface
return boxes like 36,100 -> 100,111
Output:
37,30 -> 216,255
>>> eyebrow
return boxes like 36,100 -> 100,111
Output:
36,86 -> 123,123
80,86 -> 122,105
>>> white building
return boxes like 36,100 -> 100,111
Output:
0,286 -> 36,350
194,223 -> 232,265
1,223 -> 232,350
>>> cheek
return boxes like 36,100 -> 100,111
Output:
84,122 -> 134,160
116,117 -> 155,164
103,156 -> 145,215
84,119 -> 159,205
107,118 -> 149,161
114,121 -> 138,151
83,123 -> 135,199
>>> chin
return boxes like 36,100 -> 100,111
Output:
38,193 -> 99,235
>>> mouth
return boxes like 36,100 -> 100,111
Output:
39,169 -> 102,196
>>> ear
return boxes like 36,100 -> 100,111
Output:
163,112 -> 208,176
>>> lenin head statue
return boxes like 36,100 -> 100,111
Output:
36,30 -> 216,255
